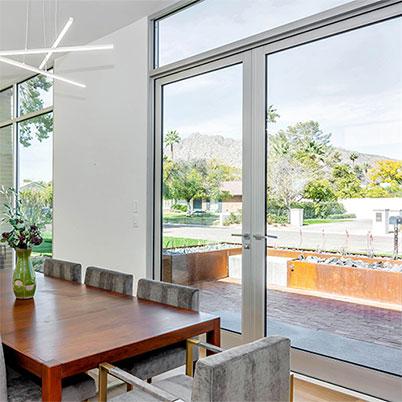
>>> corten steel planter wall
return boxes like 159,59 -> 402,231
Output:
288,260 -> 402,304
162,246 -> 242,286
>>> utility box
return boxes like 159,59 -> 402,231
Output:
290,208 -> 304,227
372,209 -> 390,234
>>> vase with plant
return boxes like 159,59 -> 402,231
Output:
1,187 -> 43,299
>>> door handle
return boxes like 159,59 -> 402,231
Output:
253,234 -> 278,240
231,233 -> 250,239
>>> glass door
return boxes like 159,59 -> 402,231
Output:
154,53 -> 255,343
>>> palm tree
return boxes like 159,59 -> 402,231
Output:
164,130 -> 181,160
349,152 -> 359,166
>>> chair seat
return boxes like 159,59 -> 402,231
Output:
118,343 -> 198,380
7,366 -> 96,402
109,387 -> 177,402
153,374 -> 193,402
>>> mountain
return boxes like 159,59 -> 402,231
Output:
169,133 -> 393,168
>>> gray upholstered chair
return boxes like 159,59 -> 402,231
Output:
117,279 -> 199,380
0,335 -> 96,402
44,258 -> 82,283
99,336 -> 291,402
84,266 -> 133,295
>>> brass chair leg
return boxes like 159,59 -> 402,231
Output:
290,373 -> 295,402
126,383 -> 133,391
98,364 -> 109,402
186,339 -> 195,377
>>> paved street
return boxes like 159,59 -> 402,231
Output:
164,219 -> 401,256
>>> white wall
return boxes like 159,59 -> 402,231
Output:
53,17 -> 150,291
340,198 -> 402,219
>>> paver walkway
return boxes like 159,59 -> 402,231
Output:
194,279 -> 402,349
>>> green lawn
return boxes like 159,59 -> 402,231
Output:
32,232 -> 52,256
304,218 -> 353,225
163,236 -> 211,249
31,232 -> 210,256
163,212 -> 219,226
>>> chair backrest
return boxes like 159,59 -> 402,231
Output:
137,279 -> 199,311
85,266 -> 133,296
0,335 -> 7,402
191,336 -> 290,402
44,258 -> 82,283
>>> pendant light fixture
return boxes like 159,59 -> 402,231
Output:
0,0 -> 113,88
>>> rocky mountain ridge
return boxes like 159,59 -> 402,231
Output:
168,133 -> 392,168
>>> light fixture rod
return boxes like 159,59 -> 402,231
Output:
39,17 -> 74,69
0,44 -> 114,57
0,56 -> 86,88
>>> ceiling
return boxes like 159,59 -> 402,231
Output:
0,0 -> 176,88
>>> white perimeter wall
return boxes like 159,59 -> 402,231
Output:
53,17 -> 150,292
340,198 -> 402,219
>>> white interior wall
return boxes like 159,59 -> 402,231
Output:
53,17 -> 150,292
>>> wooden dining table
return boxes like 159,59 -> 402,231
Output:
0,269 -> 220,401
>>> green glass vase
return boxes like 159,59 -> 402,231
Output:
13,248 -> 36,299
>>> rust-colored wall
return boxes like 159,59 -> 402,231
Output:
288,260 -> 402,305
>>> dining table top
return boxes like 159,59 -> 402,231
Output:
0,269 -> 220,379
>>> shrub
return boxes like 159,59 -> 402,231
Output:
267,213 -> 288,225
326,213 -> 356,219
223,212 -> 241,226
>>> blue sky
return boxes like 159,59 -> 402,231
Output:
163,15 -> 401,160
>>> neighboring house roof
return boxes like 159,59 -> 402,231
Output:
221,181 -> 242,196
20,182 -> 46,192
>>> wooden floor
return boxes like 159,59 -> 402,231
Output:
294,378 -> 368,402
89,369 -> 371,402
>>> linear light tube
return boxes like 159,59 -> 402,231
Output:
0,44 -> 114,57
0,56 -> 86,88
39,17 -> 74,69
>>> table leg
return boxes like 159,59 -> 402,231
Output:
206,318 -> 221,356
42,364 -> 62,402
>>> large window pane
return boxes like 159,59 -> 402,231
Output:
18,112 -> 53,268
18,75 -> 53,117
156,0 -> 352,66
161,65 -> 243,333
0,125 -> 14,269
0,87 -> 13,122
265,19 -> 402,374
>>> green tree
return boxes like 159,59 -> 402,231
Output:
304,179 -> 336,203
367,160 -> 402,195
267,105 -> 280,124
167,161 -> 207,212
349,152 -> 359,166
164,130 -> 181,160
18,75 -> 53,147
270,121 -> 334,170
331,164 -> 362,198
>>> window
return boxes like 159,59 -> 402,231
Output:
0,75 -> 53,270
155,0 -> 353,67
